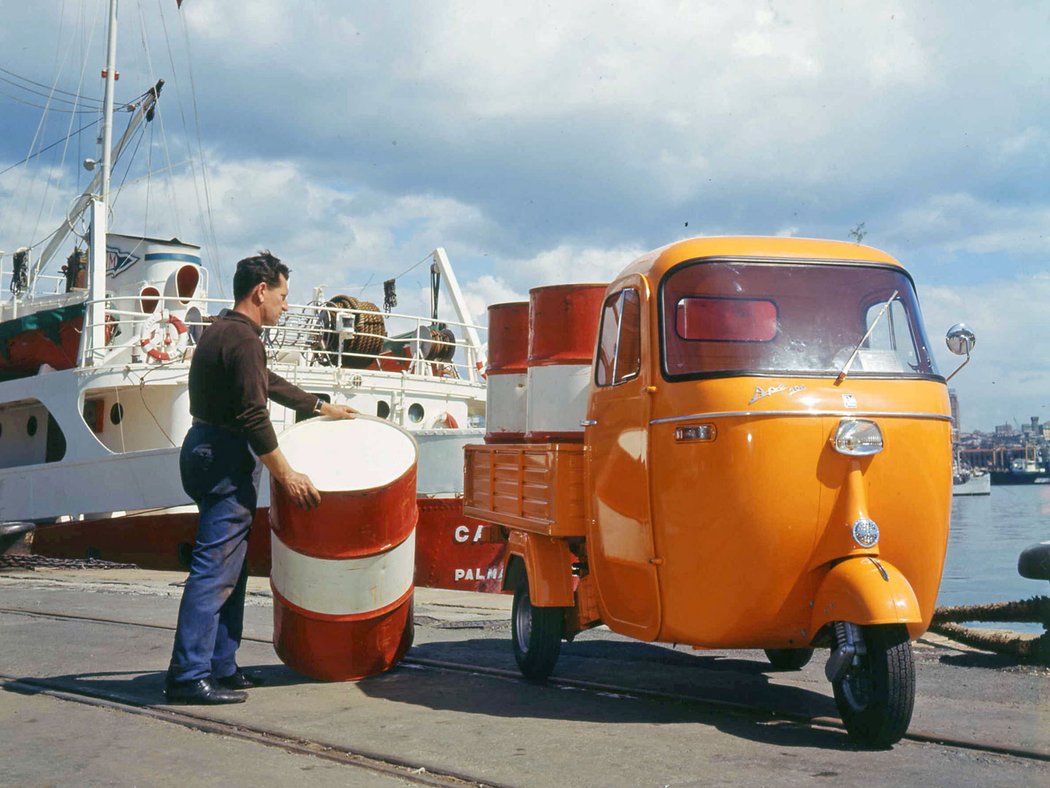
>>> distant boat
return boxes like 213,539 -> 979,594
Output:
952,466 -> 991,496
990,448 -> 1049,486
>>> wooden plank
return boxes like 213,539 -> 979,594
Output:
463,443 -> 587,536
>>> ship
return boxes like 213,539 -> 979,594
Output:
952,465 -> 991,496
990,452 -> 1050,486
0,1 -> 504,591
986,460 -> 1045,485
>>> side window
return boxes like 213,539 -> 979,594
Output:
595,293 -> 620,387
595,288 -> 641,387
617,290 -> 641,382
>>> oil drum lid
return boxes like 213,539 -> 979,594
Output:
279,415 -> 418,492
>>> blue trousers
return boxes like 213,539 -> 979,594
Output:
168,424 -> 261,683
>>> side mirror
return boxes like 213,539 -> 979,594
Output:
946,323 -> 976,356
944,323 -> 976,381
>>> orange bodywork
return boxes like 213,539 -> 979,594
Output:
469,236 -> 953,649
632,376 -> 949,647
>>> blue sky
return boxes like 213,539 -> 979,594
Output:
0,1 -> 1046,431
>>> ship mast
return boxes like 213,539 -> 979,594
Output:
84,0 -> 119,364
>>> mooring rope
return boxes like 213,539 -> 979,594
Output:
930,596 -> 1050,665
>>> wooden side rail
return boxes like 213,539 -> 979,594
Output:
463,443 -> 587,537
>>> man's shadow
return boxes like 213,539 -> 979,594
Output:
2,662 -> 312,708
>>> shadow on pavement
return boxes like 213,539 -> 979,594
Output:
358,636 -> 859,751
2,662 -> 316,706
936,651 -> 1023,669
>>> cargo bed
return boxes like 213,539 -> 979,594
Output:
463,443 -> 587,537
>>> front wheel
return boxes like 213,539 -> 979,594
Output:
764,647 -> 814,671
832,624 -> 915,747
511,579 -> 563,680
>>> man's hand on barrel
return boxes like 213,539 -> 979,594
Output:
281,469 -> 322,510
260,448 -> 322,510
319,402 -> 358,419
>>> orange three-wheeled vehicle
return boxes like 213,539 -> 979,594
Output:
465,236 -> 976,747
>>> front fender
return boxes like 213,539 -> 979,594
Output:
811,557 -> 923,639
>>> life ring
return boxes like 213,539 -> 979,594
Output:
432,411 -> 460,429
139,309 -> 188,362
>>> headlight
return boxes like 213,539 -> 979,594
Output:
851,517 -> 880,548
832,418 -> 883,456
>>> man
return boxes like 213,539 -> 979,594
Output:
165,251 -> 355,705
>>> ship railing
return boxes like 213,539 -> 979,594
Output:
0,265 -> 76,311
81,294 -> 488,385
0,271 -> 68,297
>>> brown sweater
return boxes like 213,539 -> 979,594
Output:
188,310 -> 317,455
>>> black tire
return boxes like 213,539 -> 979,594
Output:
832,624 -> 915,748
764,647 -> 814,671
511,580 -> 563,680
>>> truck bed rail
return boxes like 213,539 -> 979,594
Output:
463,443 -> 587,537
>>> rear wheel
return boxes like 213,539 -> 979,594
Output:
511,579 -> 563,679
832,624 -> 915,747
764,647 -> 814,671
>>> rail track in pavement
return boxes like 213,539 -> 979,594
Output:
1,605 -> 1047,770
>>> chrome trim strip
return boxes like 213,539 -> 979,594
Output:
650,410 -> 952,425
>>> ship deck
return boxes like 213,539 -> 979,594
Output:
2,565 -> 1047,786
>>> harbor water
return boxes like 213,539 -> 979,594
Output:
938,484 -> 1050,634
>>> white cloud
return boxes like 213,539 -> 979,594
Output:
461,274 -> 524,326
886,192 -> 1050,258
921,274 -> 1049,430
3,1 -> 1050,431
497,243 -> 647,289
101,153 -> 494,295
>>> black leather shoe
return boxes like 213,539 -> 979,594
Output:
164,677 -> 247,705
215,669 -> 262,690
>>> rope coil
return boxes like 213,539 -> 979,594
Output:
317,295 -> 387,368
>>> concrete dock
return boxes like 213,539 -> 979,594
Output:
2,565 -> 1047,786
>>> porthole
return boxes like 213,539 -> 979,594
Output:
408,403 -> 425,423
27,415 -> 38,436
377,401 -> 391,419
111,403 -> 124,425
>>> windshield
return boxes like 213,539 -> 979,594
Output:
660,260 -> 940,380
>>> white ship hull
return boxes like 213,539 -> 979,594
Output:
952,471 -> 991,496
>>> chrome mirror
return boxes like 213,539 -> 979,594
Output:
945,323 -> 976,381
946,323 -> 976,356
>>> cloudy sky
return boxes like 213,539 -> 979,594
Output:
0,1 -> 1046,431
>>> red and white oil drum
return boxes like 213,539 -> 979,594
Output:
269,416 -> 418,681
525,283 -> 607,442
485,301 -> 529,443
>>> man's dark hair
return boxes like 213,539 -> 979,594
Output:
233,250 -> 290,302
